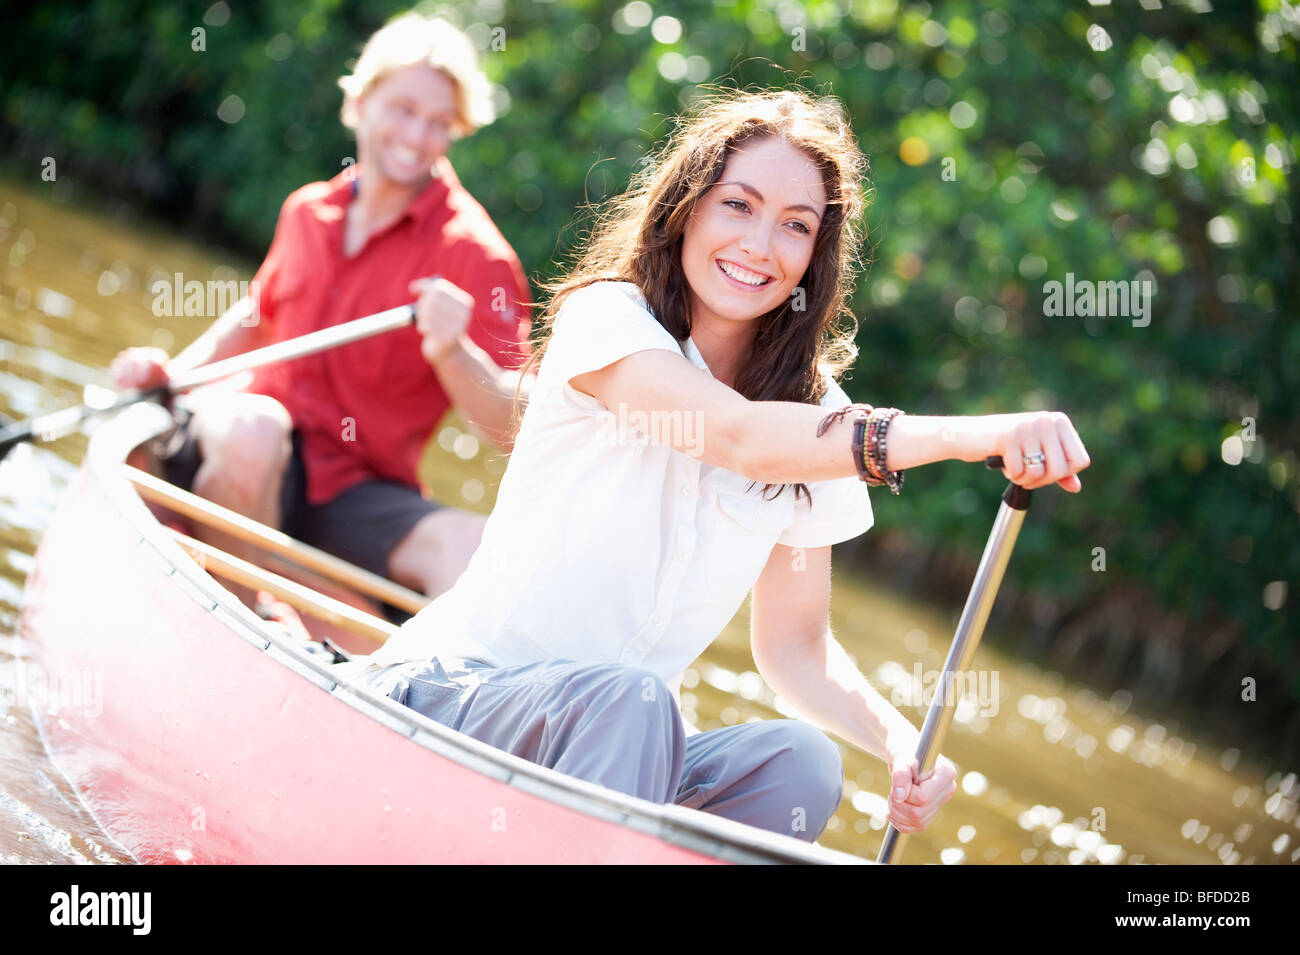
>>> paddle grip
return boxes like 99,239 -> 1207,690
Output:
983,455 -> 1032,510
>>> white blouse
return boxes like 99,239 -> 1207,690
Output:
365,281 -> 874,683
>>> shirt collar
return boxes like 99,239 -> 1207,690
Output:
681,336 -> 713,377
326,156 -> 457,225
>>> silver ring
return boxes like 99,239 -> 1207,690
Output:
1022,452 -> 1046,468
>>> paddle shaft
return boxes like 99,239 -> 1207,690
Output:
166,303 -> 415,391
876,457 -> 1032,865
0,304 -> 415,457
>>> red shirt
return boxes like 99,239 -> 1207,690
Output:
247,158 -> 532,504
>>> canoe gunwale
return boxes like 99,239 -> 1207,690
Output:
62,403 -> 866,865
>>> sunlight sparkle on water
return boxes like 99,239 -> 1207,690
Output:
850,789 -> 888,821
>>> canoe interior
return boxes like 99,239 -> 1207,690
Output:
18,403 -> 866,864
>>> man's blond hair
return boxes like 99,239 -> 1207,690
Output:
338,12 -> 494,137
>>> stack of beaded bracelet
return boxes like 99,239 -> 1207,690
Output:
815,403 -> 907,494
864,407 -> 906,494
816,402 -> 878,486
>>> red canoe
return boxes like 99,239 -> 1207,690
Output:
19,404 -> 864,864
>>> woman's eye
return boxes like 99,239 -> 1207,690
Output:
723,198 -> 749,212
789,220 -> 812,235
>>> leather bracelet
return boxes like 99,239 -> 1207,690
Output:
815,402 -> 874,438
867,407 -> 906,494
817,403 -> 885,487
865,414 -> 882,479
851,415 -> 885,486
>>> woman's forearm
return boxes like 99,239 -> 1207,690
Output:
755,628 -> 920,763
732,401 -> 994,484
578,349 -> 1087,489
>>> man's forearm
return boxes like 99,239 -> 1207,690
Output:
755,628 -> 920,763
169,297 -> 270,373
430,333 -> 532,451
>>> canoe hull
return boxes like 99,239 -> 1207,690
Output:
20,406 -> 863,864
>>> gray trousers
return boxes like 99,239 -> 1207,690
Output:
364,656 -> 844,843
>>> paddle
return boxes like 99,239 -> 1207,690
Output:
0,303 -> 416,461
876,454 -> 1032,864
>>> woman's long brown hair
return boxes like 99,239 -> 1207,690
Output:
514,86 -> 870,501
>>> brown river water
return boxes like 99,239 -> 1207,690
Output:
1,179 -> 1296,865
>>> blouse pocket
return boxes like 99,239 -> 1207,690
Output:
714,486 -> 796,538
710,486 -> 796,587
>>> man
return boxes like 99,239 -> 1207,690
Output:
112,13 -> 531,603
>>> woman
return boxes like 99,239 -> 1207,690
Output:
360,88 -> 1090,845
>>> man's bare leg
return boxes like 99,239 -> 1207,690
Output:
385,508 -> 487,599
188,393 -> 294,608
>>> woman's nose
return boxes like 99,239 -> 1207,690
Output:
738,224 -> 774,261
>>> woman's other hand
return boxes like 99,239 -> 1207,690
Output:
886,747 -> 959,834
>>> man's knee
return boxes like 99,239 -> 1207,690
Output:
388,509 -> 486,595
419,509 -> 486,560
192,396 -> 293,502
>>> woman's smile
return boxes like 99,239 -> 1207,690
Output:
716,258 -> 775,289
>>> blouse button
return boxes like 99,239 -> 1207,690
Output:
651,615 -> 664,628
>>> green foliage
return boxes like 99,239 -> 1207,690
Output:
2,0 -> 1297,700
